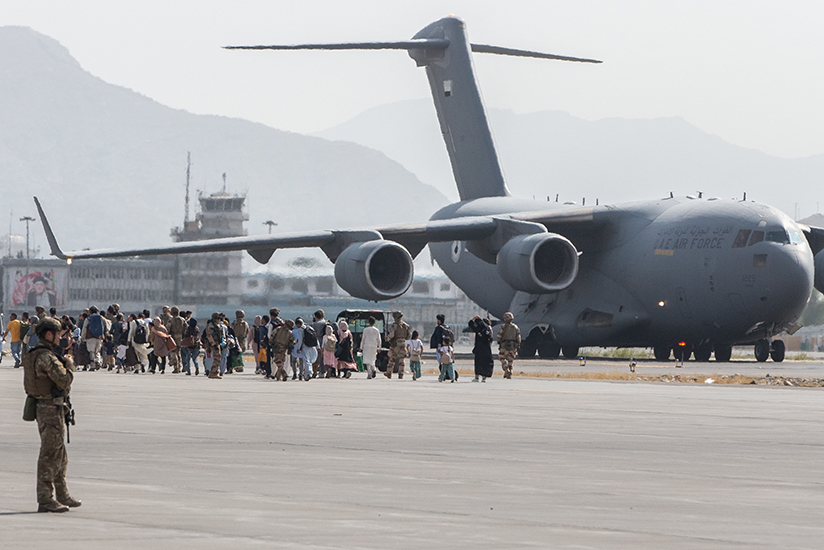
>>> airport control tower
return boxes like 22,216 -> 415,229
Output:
172,176 -> 248,305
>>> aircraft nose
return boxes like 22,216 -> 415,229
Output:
763,244 -> 813,321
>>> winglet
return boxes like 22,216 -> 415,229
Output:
33,197 -> 68,261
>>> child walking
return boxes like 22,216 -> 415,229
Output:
438,337 -> 455,383
407,330 -> 424,380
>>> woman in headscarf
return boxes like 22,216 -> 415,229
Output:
469,316 -> 494,382
336,320 -> 357,378
149,316 -> 171,374
181,317 -> 201,375
321,324 -> 337,378
251,315 -> 262,373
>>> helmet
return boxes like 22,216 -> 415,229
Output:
171,306 -> 180,315
211,312 -> 221,321
285,319 -> 295,329
35,317 -> 62,336
503,312 -> 514,322
235,310 -> 245,318
393,311 -> 403,321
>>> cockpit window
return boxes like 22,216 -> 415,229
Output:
766,230 -> 789,244
789,231 -> 805,245
748,230 -> 764,246
732,230 -> 751,248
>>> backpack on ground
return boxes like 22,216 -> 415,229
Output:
302,325 -> 318,347
133,321 -> 148,344
88,314 -> 104,338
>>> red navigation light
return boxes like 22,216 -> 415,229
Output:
677,341 -> 687,347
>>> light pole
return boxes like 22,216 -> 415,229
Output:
263,220 -> 278,234
20,215 -> 35,301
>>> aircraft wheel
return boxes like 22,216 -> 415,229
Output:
562,346 -> 579,359
518,341 -> 537,359
770,339 -> 785,362
754,339 -> 770,362
714,344 -> 732,362
693,346 -> 712,362
538,340 -> 561,359
653,345 -> 671,361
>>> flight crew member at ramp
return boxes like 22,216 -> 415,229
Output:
497,312 -> 521,379
23,317 -> 81,513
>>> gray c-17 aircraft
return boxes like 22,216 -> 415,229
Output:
34,16 -> 824,363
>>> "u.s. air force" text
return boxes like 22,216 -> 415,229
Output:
653,225 -> 732,251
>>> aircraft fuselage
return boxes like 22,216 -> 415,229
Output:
430,195 -> 813,349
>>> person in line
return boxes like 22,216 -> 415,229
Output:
167,306 -> 186,373
310,310 -> 328,378
231,310 -> 249,354
2,312 -> 23,367
270,319 -> 295,381
81,306 -> 105,370
496,312 -> 521,379
299,318 -> 318,381
130,312 -> 152,374
407,330 -> 424,381
321,325 -> 337,378
205,312 -> 226,379
469,316 -> 494,382
430,314 -> 452,364
258,315 -> 270,376
181,317 -> 201,375
250,315 -> 261,362
336,320 -> 357,379
438,336 -> 456,383
23,317 -> 80,512
290,318 -> 305,380
385,311 -> 411,379
360,316 -> 381,380
149,317 -> 171,374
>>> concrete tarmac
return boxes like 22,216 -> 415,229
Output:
1,361 -> 823,549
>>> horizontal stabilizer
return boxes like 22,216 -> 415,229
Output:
470,43 -> 601,64
224,39 -> 449,51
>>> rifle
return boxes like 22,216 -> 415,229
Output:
64,396 -> 75,443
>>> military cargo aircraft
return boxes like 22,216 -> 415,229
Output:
35,16 -> 824,363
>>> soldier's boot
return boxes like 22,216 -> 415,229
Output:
38,500 -> 69,513
57,494 -> 82,508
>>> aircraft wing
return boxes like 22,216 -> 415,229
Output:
34,196 -> 502,263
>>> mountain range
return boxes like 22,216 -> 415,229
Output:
0,27 -> 448,257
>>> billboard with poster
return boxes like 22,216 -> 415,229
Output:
6,267 -> 68,309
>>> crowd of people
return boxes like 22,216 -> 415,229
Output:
2,303 -> 524,382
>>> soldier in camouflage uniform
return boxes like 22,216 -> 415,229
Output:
167,306 -> 187,373
385,311 -> 412,379
270,319 -> 296,381
23,318 -> 81,513
496,311 -> 521,379
231,310 -> 250,353
205,312 -> 226,379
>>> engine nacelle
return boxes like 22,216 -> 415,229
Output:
814,250 -> 824,294
334,240 -> 414,301
496,233 -> 579,294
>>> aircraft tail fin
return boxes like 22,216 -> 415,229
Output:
226,16 -> 599,202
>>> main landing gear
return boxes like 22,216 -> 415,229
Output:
754,339 -> 784,363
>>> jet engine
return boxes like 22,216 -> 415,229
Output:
496,233 -> 579,294
334,240 -> 414,301
815,250 -> 824,294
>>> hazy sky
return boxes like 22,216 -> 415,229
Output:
4,0 -> 824,158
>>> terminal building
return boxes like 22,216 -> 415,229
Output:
1,184 -> 485,332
